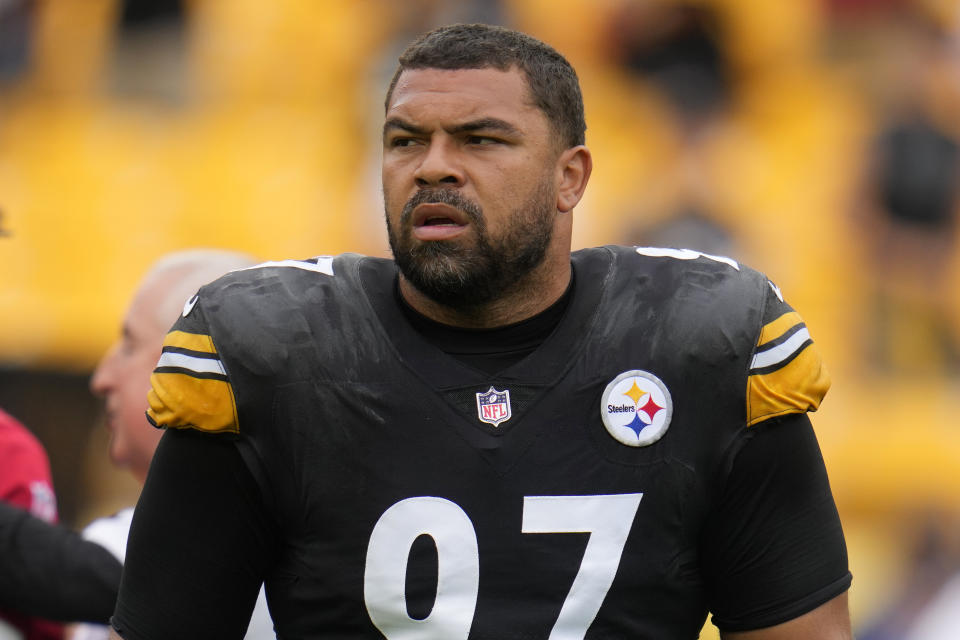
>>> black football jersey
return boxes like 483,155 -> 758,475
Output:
146,246 -> 832,639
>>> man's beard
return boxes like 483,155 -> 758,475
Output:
386,183 -> 555,311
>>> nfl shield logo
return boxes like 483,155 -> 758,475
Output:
476,386 -> 512,427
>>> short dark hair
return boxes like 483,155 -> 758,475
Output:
385,23 -> 586,149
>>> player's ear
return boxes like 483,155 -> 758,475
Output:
556,145 -> 592,213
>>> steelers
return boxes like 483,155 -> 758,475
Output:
599,369 -> 673,447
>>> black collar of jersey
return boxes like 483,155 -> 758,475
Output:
394,272 -> 575,376
356,250 -> 611,389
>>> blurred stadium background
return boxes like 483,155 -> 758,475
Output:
2,0 -> 960,636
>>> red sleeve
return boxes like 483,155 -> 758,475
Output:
0,408 -> 57,523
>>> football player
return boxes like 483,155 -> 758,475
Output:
110,24 -> 851,639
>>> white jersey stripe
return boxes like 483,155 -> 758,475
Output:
157,351 -> 227,376
750,327 -> 811,371
634,247 -> 740,271
239,257 -> 335,276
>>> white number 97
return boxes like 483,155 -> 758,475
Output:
364,493 -> 642,639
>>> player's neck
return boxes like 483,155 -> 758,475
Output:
398,256 -> 572,329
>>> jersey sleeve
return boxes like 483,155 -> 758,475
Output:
746,282 -> 831,426
146,298 -> 240,434
0,501 -> 121,623
702,413 -> 851,630
111,429 -> 274,640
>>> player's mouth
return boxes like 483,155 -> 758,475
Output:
411,203 -> 469,241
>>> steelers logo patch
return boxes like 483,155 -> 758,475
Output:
600,370 -> 673,447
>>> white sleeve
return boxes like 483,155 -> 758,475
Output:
80,507 -> 134,562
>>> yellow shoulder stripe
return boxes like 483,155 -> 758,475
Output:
747,341 -> 830,426
163,330 -> 218,355
758,311 -> 803,346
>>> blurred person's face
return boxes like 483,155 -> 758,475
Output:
381,66 -> 565,310
90,278 -> 168,484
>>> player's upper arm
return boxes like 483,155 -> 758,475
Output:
746,282 -> 830,426
720,592 -> 851,640
111,429 -> 271,640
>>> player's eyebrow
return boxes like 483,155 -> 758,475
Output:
383,117 -> 522,138
447,118 -> 522,138
383,117 -> 425,138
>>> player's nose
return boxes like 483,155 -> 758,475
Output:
414,138 -> 464,188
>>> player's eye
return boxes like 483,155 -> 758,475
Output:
388,137 -> 420,148
467,135 -> 500,145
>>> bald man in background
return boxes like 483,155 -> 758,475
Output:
75,250 -> 274,640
